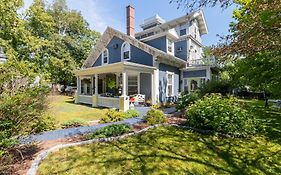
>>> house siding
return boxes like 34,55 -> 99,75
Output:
158,63 -> 180,103
92,36 -> 153,67
174,40 -> 188,61
183,70 -> 206,78
145,36 -> 167,52
129,45 -> 153,66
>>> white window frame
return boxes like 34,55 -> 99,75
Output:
126,74 -> 140,95
121,42 -> 131,61
102,48 -> 109,65
166,38 -> 174,55
166,71 -> 174,97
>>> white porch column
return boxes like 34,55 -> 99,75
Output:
151,72 -> 155,105
121,72 -> 127,96
119,71 -> 129,112
75,76 -> 81,103
92,74 -> 99,107
206,67 -> 211,80
94,74 -> 98,95
90,76 -> 94,95
153,69 -> 159,104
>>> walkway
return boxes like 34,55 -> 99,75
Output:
20,106 -> 177,144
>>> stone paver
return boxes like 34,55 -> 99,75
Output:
20,106 -> 177,144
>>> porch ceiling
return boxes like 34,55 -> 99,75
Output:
74,62 -> 156,76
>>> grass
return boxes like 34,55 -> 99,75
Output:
48,95 -> 109,126
38,99 -> 281,175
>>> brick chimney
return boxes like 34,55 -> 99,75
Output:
126,5 -> 135,37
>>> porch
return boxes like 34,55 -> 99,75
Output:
74,62 -> 158,111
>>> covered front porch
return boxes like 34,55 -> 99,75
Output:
74,62 -> 158,111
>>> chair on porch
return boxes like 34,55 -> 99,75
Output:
130,94 -> 145,106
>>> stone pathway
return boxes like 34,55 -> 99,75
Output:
20,106 -> 177,145
20,117 -> 143,144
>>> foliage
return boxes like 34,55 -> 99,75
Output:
144,108 -> 166,125
176,92 -> 200,111
125,109 -> 139,118
88,124 -> 131,139
186,94 -> 260,136
61,119 -> 87,129
0,60 -> 54,155
100,109 -> 126,123
100,109 -> 139,123
200,79 -> 233,96
0,0 -> 100,85
151,104 -> 161,109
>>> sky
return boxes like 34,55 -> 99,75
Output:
23,0 -> 236,46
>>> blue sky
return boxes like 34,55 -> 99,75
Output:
23,0 -> 236,46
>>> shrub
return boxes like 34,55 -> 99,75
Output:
200,79 -> 233,96
0,61 -> 54,156
144,108 -> 166,125
176,92 -> 200,111
100,109 -> 126,123
125,109 -> 139,118
186,94 -> 260,136
88,124 -> 131,139
61,119 -> 87,129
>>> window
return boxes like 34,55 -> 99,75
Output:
167,39 -> 173,53
121,42 -> 130,60
180,29 -> 186,36
183,79 -> 188,92
190,80 -> 198,91
166,72 -> 174,97
102,49 -> 109,64
194,27 -> 197,39
128,75 -> 138,95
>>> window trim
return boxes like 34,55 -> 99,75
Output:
126,74 -> 140,95
166,38 -> 174,54
121,42 -> 131,61
166,71 -> 174,97
102,48 -> 109,65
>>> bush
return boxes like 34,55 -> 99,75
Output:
186,94 -> 260,136
200,79 -> 232,96
0,61 -> 54,156
61,119 -> 87,129
88,124 -> 131,139
176,93 -> 200,111
144,108 -> 166,125
125,109 -> 139,118
100,109 -> 126,123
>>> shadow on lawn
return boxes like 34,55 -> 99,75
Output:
47,126 -> 280,175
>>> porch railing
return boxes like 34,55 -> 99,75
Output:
78,95 -> 92,105
187,57 -> 219,67
97,96 -> 119,108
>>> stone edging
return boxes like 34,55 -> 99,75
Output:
26,123 -> 233,175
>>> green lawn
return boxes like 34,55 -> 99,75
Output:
48,95 -> 109,125
38,99 -> 281,175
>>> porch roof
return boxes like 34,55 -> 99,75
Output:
74,62 -> 156,76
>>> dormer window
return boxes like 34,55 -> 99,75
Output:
102,49 -> 109,64
180,29 -> 186,36
167,39 -> 174,54
121,42 -> 130,60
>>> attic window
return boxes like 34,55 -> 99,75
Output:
122,42 -> 131,60
102,49 -> 109,64
180,29 -> 186,36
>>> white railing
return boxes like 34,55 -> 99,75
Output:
97,96 -> 119,109
78,95 -> 92,105
187,57 -> 219,67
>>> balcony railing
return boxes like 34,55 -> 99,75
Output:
187,57 -> 220,67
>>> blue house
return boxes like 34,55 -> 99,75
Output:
75,6 -> 218,111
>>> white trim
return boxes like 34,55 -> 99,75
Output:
121,42 -> 131,61
166,38 -> 174,55
166,71 -> 174,97
101,48 -> 109,65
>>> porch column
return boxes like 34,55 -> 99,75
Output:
121,72 -> 127,96
75,76 -> 81,103
119,71 -> 129,112
90,76 -> 94,95
94,74 -> 98,95
92,74 -> 98,107
153,69 -> 159,104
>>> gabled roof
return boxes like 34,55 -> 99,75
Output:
82,27 -> 186,69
